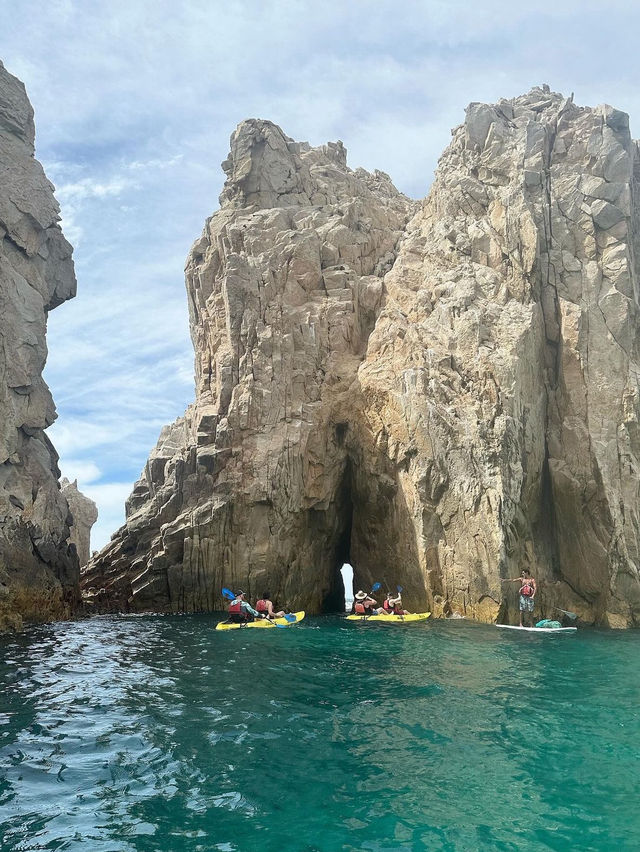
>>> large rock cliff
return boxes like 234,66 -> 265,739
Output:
0,62 -> 79,630
85,87 -> 640,626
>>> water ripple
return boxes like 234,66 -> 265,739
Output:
1,616 -> 639,850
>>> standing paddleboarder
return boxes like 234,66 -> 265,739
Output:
501,569 -> 537,627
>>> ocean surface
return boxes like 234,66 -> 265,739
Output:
1,614 -> 638,852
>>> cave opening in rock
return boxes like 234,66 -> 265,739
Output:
340,563 -> 354,612
320,456 -> 355,613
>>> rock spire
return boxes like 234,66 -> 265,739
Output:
0,61 -> 79,630
85,87 -> 640,627
61,479 -> 98,568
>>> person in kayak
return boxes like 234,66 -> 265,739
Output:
353,590 -> 383,615
383,592 -> 407,616
255,591 -> 285,619
501,569 -> 537,626
227,590 -> 267,624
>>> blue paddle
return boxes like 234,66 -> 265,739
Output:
222,587 -> 235,601
397,585 -> 403,593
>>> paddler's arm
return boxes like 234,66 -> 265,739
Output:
242,601 -> 264,618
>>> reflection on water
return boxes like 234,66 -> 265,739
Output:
1,615 -> 639,851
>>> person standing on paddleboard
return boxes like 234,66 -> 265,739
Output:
501,569 -> 537,627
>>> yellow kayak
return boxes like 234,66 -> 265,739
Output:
215,611 -> 305,631
345,611 -> 430,624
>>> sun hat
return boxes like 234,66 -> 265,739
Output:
355,590 -> 367,600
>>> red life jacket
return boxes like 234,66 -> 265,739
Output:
520,582 -> 534,597
256,599 -> 268,613
354,602 -> 367,614
383,600 -> 391,611
228,600 -> 249,619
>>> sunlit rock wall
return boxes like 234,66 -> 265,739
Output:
86,88 -> 640,626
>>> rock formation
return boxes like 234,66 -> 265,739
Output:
85,86 -> 640,627
61,478 -> 98,567
0,61 -> 79,630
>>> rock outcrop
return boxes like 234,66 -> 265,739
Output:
85,87 -> 640,627
61,478 -> 98,567
0,62 -> 79,630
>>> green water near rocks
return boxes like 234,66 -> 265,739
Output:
1,614 -> 639,851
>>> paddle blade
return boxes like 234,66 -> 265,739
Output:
222,587 -> 235,601
371,582 -> 382,592
283,613 -> 297,622
556,607 -> 578,620
397,585 -> 403,593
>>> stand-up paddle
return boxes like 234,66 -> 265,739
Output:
555,607 -> 578,620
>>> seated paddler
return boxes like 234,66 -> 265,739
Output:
383,592 -> 407,615
353,590 -> 383,615
255,591 -> 285,619
227,590 -> 266,623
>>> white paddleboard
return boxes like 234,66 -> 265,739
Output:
495,624 -> 577,633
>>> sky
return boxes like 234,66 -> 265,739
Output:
2,0 -> 640,551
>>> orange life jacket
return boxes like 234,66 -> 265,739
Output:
228,600 -> 249,620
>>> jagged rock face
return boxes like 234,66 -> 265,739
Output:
0,62 -> 79,630
61,478 -> 98,567
86,88 -> 640,626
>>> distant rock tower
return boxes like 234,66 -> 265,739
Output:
61,479 -> 98,567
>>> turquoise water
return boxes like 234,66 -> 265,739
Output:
1,616 -> 639,851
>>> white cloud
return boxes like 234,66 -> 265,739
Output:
60,459 -> 102,486
81,482 -> 134,552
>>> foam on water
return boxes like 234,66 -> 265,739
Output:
1,615 -> 639,851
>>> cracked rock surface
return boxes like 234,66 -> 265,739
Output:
85,88 -> 640,626
0,61 -> 79,630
